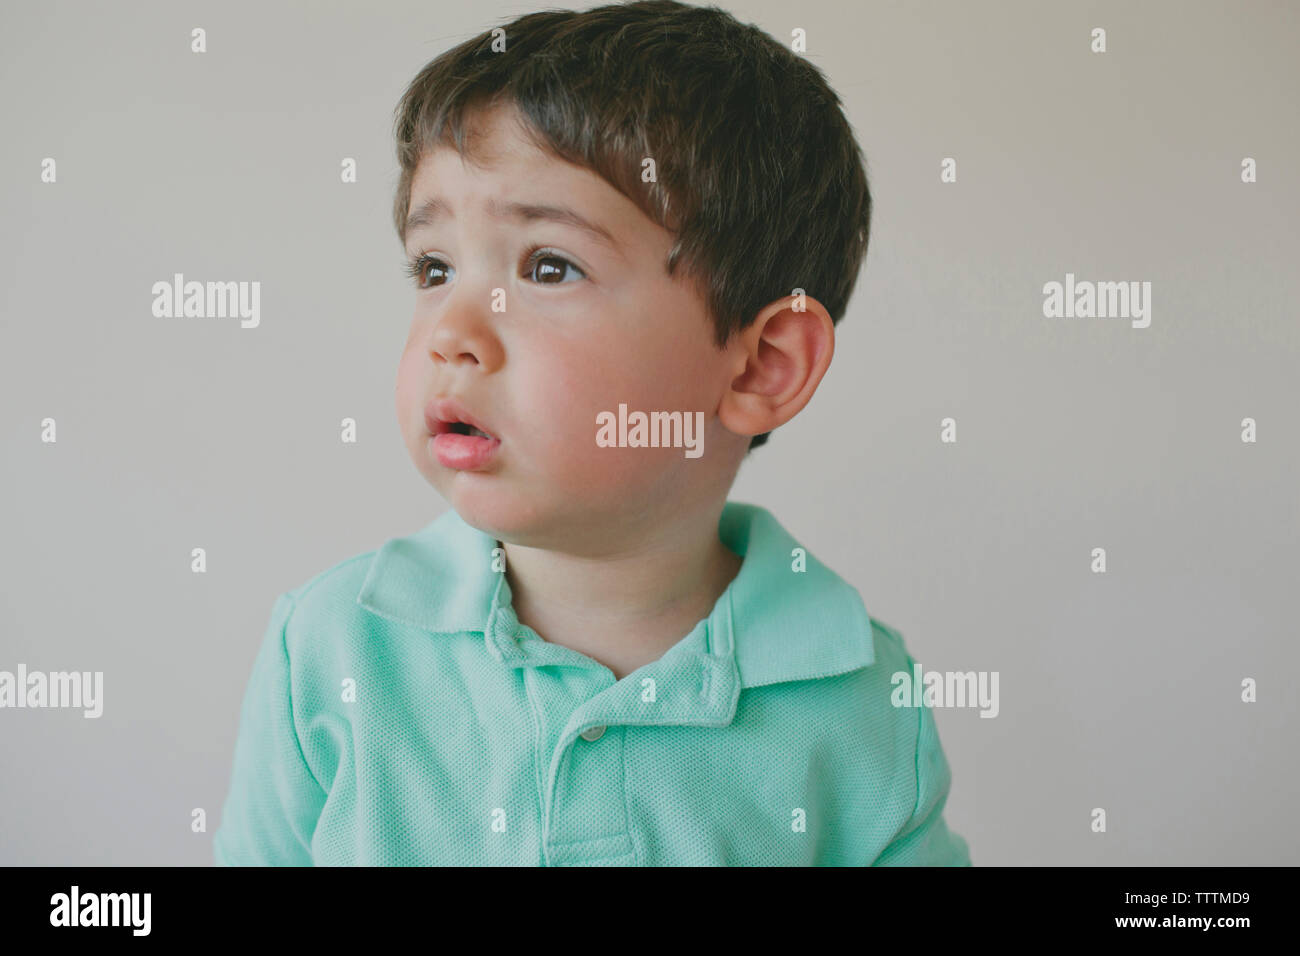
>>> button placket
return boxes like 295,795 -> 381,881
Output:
544,723 -> 633,865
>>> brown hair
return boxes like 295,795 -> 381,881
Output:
392,0 -> 872,452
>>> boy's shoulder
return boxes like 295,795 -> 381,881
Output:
864,615 -> 913,672
266,509 -> 493,656
841,614 -> 926,718
277,548 -> 380,628
723,501 -> 913,689
721,504 -> 926,712
262,547 -> 383,669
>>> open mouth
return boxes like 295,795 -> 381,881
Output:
426,399 -> 501,471
444,421 -> 496,440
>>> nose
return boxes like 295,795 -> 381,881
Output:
426,291 -> 504,372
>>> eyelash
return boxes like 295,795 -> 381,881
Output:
402,244 -> 585,289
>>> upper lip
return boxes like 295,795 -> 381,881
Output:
425,396 -> 500,440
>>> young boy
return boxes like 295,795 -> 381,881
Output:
214,0 -> 971,866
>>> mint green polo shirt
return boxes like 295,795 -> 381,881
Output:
213,501 -> 971,866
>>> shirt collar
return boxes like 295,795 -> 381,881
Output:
355,501 -> 874,689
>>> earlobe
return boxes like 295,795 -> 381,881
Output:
717,295 -> 835,439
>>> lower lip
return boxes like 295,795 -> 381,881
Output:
431,432 -> 501,470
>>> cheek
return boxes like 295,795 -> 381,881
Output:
511,347 -> 610,456
393,343 -> 426,436
515,338 -> 707,485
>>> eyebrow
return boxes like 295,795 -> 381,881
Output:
405,196 -> 624,256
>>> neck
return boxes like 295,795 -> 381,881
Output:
500,501 -> 743,676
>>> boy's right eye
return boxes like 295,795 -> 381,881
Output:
405,253 -> 451,289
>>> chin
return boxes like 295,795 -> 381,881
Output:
458,490 -> 615,552
445,486 -> 534,542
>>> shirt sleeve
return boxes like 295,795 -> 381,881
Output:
213,592 -> 327,866
871,683 -> 972,866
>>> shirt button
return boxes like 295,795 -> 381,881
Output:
579,724 -> 606,742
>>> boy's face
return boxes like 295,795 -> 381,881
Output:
395,103 -> 747,550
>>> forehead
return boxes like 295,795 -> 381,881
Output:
407,103 -> 654,245
413,148 -> 587,217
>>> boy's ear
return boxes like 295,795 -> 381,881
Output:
718,294 -> 835,441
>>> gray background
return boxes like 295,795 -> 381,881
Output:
2,0 -> 1297,865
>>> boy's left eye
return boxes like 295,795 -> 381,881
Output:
524,248 -> 586,285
